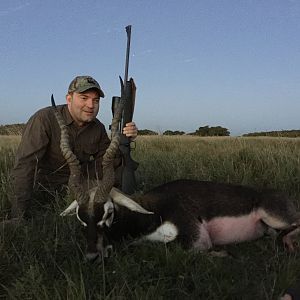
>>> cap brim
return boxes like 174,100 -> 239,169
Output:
76,86 -> 105,98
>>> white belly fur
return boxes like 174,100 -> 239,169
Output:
143,221 -> 178,243
204,212 -> 266,245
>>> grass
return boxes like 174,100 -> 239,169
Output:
0,135 -> 20,150
0,135 -> 300,299
135,136 -> 300,198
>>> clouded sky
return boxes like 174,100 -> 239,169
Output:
1,0 -> 299,135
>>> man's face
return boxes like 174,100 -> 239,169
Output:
66,89 -> 100,126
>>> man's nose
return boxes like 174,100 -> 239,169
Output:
86,99 -> 94,108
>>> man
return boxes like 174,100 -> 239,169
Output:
8,75 -> 138,222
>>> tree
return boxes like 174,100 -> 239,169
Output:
163,130 -> 185,136
138,129 -> 158,135
243,129 -> 300,138
191,125 -> 230,136
0,123 -> 25,135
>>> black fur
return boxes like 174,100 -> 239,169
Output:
102,179 -> 299,249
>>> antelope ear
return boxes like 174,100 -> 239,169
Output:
60,200 -> 79,216
109,187 -> 154,215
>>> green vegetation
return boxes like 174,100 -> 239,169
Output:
163,130 -> 185,136
243,129 -> 300,138
2,123 -> 300,138
138,129 -> 158,136
0,124 -> 25,135
190,125 -> 230,137
1,135 -> 300,299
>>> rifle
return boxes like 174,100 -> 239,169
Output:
112,25 -> 138,195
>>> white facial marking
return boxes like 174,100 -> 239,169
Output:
88,187 -> 98,212
97,200 -> 115,228
143,222 -> 178,243
76,206 -> 87,227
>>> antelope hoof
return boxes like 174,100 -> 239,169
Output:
281,224 -> 300,252
282,235 -> 299,252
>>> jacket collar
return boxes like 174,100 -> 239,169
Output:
62,105 -> 74,126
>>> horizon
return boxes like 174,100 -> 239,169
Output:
1,121 -> 299,137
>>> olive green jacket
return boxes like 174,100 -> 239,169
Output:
11,104 -> 121,218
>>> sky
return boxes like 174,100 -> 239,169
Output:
0,0 -> 299,136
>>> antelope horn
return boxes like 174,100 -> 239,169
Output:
51,95 -> 88,205
109,188 -> 154,214
94,97 -> 125,203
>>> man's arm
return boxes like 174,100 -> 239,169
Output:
10,111 -> 50,219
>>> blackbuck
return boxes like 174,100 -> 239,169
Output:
52,97 -> 300,261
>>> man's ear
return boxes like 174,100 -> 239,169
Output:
66,93 -> 72,104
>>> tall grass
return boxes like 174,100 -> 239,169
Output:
135,136 -> 300,198
0,135 -> 299,299
0,136 -> 19,219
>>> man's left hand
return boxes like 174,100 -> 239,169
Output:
123,122 -> 138,140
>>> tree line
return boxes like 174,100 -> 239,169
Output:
139,126 -> 230,136
0,124 -> 25,135
242,130 -> 300,138
1,123 -> 299,138
138,127 -> 300,137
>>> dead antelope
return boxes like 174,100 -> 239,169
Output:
52,96 -> 300,261
51,94 -> 151,260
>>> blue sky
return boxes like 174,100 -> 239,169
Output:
1,0 -> 299,136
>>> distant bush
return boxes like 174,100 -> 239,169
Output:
0,124 -> 25,135
190,125 -> 230,136
163,130 -> 185,136
243,130 -> 300,138
138,129 -> 158,135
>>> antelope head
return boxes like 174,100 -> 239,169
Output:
51,95 -> 152,261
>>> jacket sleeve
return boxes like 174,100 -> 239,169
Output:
10,111 -> 50,218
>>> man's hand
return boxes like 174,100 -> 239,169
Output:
123,122 -> 138,140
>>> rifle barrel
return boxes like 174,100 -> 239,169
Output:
124,25 -> 131,84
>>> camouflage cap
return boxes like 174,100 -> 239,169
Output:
68,76 -> 105,97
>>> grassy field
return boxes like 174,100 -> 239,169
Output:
0,135 -> 300,299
